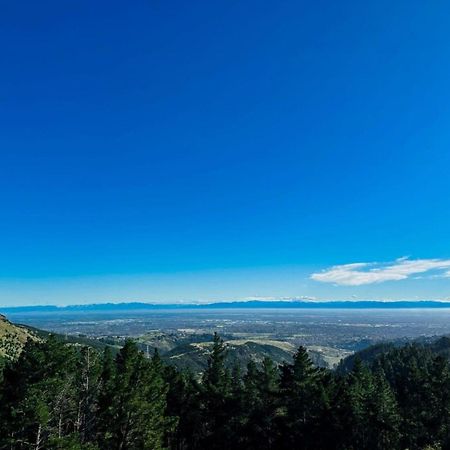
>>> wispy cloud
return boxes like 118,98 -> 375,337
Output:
311,258 -> 450,286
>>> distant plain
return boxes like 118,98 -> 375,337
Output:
5,307 -> 450,369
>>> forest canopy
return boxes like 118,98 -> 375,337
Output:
1,333 -> 450,450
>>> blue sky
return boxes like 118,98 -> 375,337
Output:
1,0 -> 450,306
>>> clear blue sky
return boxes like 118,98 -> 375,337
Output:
1,0 -> 450,305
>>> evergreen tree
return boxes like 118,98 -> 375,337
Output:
277,346 -> 326,449
200,333 -> 233,450
99,340 -> 173,450
74,346 -> 102,444
171,371 -> 204,450
0,336 -> 81,449
239,357 -> 280,450
378,345 -> 439,449
202,333 -> 230,394
366,365 -> 401,450
5,331 -> 450,449
95,346 -> 116,447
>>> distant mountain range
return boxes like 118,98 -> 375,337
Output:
3,300 -> 450,314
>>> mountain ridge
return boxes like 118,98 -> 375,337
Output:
3,300 -> 450,314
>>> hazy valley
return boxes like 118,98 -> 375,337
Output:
5,304 -> 450,372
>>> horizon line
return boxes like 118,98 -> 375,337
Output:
3,299 -> 450,311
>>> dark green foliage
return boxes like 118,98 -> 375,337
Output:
377,344 -> 450,449
96,340 -> 175,450
0,336 -> 81,449
162,339 -> 293,374
0,330 -> 23,360
199,333 -> 235,449
276,347 -> 330,449
336,342 -> 397,373
0,337 -> 173,450
338,359 -> 400,450
3,334 -> 450,449
237,357 -> 280,450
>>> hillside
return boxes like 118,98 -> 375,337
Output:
0,315 -> 330,374
135,331 -> 333,371
5,329 -> 450,449
162,339 -> 293,373
0,314 -> 36,361
0,315 -> 120,365
337,335 -> 450,373
161,338 -> 330,373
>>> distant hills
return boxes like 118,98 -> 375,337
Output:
0,315 -> 325,373
3,300 -> 450,314
337,335 -> 450,374
161,340 -> 298,373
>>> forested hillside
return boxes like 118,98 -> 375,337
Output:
161,340 -> 299,373
0,314 -> 36,362
2,332 -> 450,449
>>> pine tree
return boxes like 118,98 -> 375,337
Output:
344,357 -> 375,449
277,346 -> 325,449
202,333 -> 230,394
366,365 -> 401,450
0,336 -> 81,449
378,345 -> 438,449
100,340 -> 172,450
171,370 -> 203,450
242,360 -> 259,410
74,346 -> 102,444
200,333 -> 233,450
239,357 -> 280,450
95,347 -> 116,447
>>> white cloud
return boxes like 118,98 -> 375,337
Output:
311,258 -> 450,286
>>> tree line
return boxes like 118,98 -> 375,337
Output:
1,333 -> 450,449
